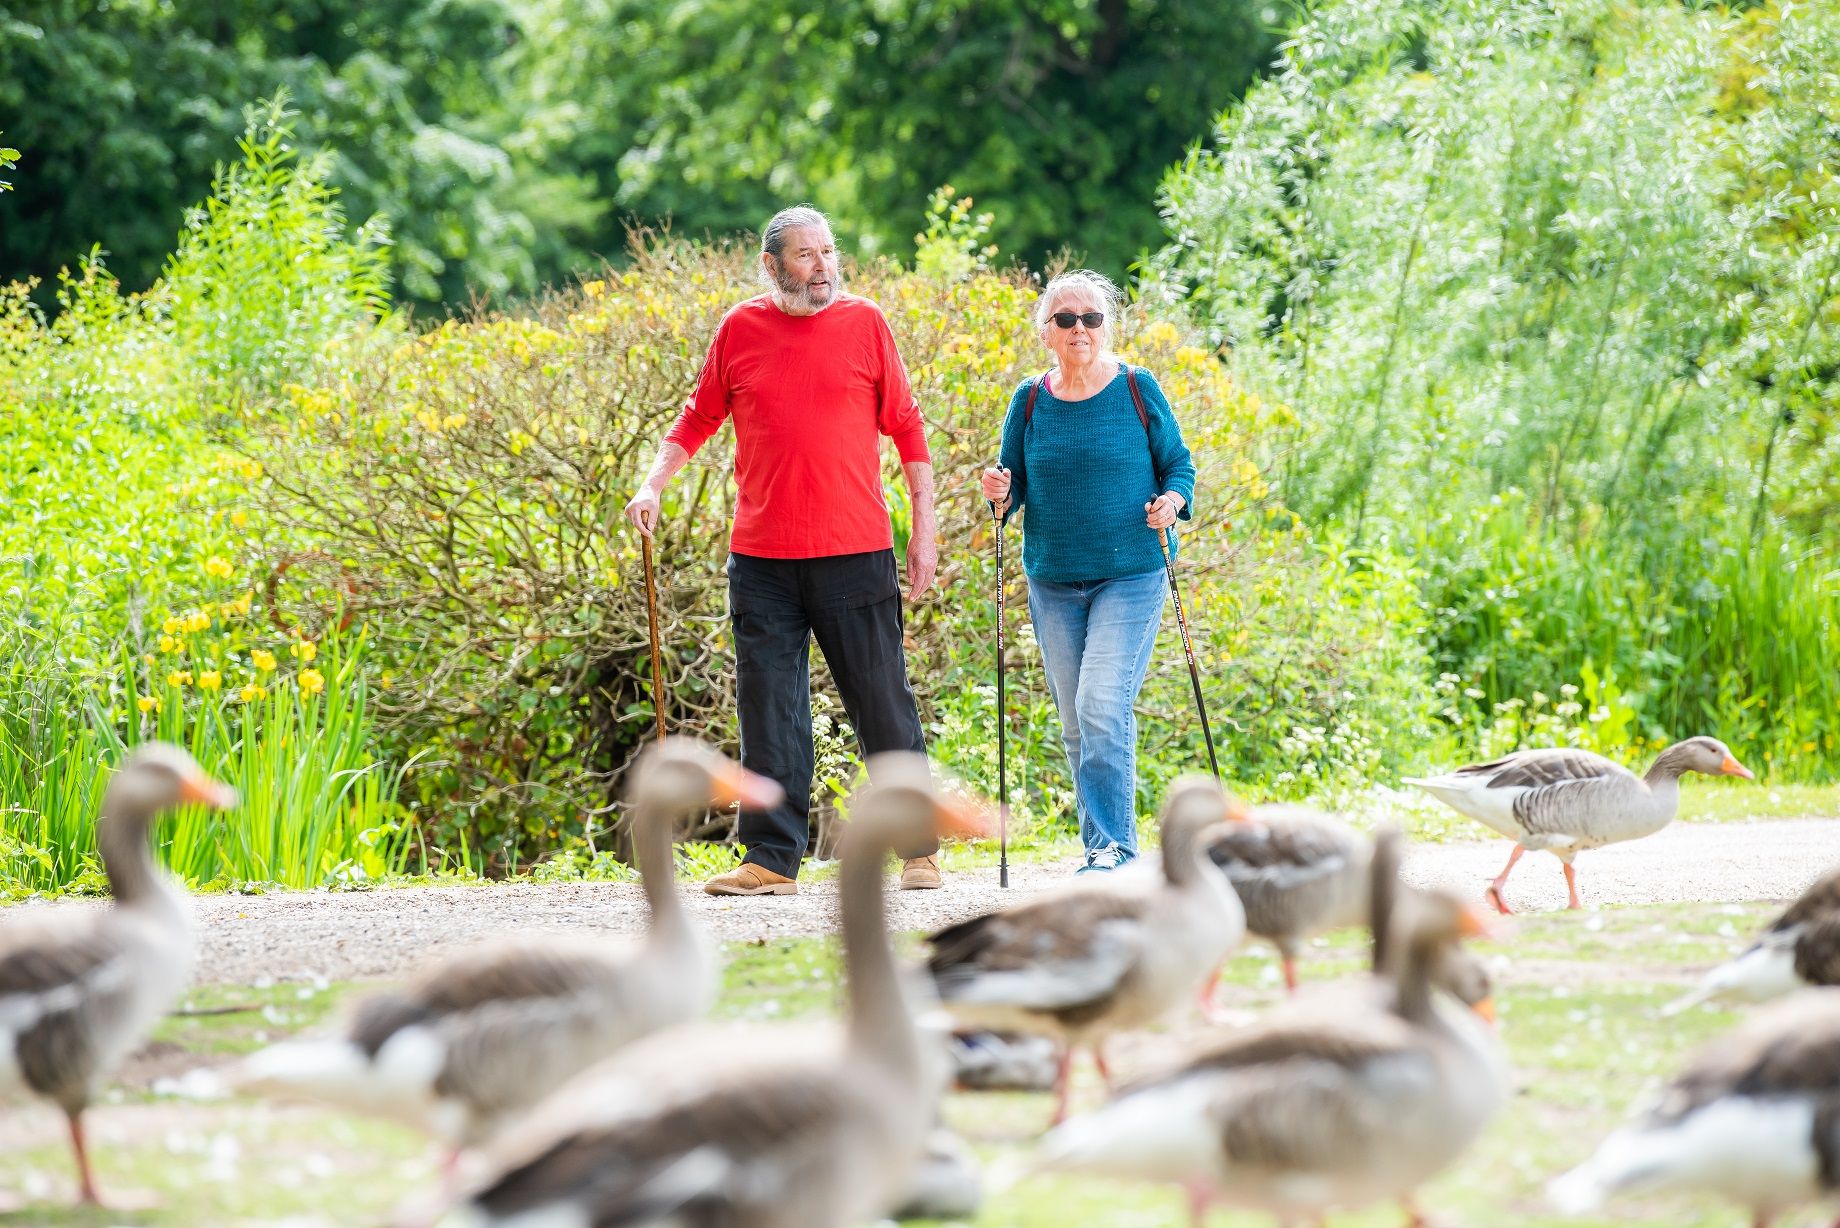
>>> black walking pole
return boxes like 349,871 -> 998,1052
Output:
990,501 -> 1010,887
1159,525 -> 1221,780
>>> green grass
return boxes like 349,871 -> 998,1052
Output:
0,902 -> 1817,1225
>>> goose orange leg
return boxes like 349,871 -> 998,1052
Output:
1093,1042 -> 1114,1091
66,1109 -> 100,1206
1282,956 -> 1300,992
1049,1046 -> 1076,1126
1561,859 -> 1584,910
1486,844 -> 1524,915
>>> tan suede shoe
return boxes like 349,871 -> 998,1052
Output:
703,863 -> 798,896
899,855 -> 943,890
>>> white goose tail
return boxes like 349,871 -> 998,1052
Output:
1663,941 -> 1802,1017
1549,1099 -> 1819,1215
234,1028 -> 446,1124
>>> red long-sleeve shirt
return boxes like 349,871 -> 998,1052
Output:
664,293 -> 931,559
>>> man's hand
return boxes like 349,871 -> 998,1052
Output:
624,486 -> 661,537
1145,491 -> 1185,531
906,525 -> 938,602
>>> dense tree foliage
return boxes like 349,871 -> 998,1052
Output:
1152,0 -> 1839,763
0,0 -> 1275,307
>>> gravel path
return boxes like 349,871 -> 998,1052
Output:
6,817 -> 1835,986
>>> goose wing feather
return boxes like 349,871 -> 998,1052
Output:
1208,814 -> 1362,940
0,919 -> 138,1103
927,892 -> 1147,1012
469,1072 -> 851,1226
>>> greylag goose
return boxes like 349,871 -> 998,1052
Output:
1550,988 -> 1840,1226
1205,802 -> 1370,996
436,753 -> 984,1228
0,742 -> 236,1204
1404,736 -> 1752,913
1665,862 -> 1840,1015
1035,830 -> 1504,1227
926,776 -> 1245,1124
239,737 -> 780,1151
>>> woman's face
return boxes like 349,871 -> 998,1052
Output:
1041,286 -> 1108,370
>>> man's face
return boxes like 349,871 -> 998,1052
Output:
765,225 -> 841,313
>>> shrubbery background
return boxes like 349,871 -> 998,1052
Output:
3,0 -> 1836,891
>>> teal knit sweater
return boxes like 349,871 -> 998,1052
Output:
997,363 -> 1197,583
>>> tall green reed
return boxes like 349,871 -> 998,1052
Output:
0,628 -> 412,896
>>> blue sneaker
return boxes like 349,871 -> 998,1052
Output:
1076,845 -> 1131,875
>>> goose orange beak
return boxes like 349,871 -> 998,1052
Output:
1470,995 -> 1497,1025
934,791 -> 995,842
1720,755 -> 1754,780
1457,904 -> 1495,941
710,763 -> 786,812
180,771 -> 239,810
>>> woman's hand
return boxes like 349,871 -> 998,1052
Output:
1144,491 -> 1185,531
981,466 -> 1012,514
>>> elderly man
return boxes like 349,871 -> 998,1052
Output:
624,205 -> 944,894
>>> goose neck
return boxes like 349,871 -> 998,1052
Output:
840,826 -> 920,1078
633,795 -> 688,940
97,785 -> 168,909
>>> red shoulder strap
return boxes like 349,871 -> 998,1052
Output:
1124,367 -> 1151,435
1022,371 -> 1049,427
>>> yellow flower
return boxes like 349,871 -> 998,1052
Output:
203,555 -> 235,579
185,609 -> 211,633
166,670 -> 192,688
380,671 -> 394,690
251,648 -> 277,672
159,635 -> 179,654
142,653 -> 156,666
290,639 -> 317,663
239,683 -> 268,703
224,590 -> 253,617
230,510 -> 248,529
442,413 -> 467,431
582,279 -> 606,298
298,667 -> 326,696
161,616 -> 182,636
137,695 -> 160,714
197,670 -> 222,691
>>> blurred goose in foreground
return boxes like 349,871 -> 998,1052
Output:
239,738 -> 780,1152
1204,803 -> 1371,999
437,754 -> 986,1228
1036,830 -> 1504,1227
1404,737 -> 1752,914
926,777 -> 1245,1125
1550,989 -> 1840,1226
0,743 -> 236,1204
1666,863 -> 1840,1016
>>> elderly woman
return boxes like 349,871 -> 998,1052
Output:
981,270 -> 1197,874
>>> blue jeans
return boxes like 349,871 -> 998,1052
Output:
1027,568 -> 1167,861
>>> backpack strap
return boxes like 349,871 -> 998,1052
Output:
1022,365 -> 1152,437
1123,366 -> 1151,436
1022,370 -> 1049,428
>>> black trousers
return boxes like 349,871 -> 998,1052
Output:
727,549 -> 931,878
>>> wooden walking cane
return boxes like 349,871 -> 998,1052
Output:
1159,525 -> 1221,780
991,501 -> 1010,888
642,535 -> 667,742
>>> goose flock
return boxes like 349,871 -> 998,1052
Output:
8,731 -> 1840,1227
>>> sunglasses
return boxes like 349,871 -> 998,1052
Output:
1050,311 -> 1106,329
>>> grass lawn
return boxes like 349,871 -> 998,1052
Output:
0,901 -> 1825,1225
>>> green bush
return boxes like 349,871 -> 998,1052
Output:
1151,0 -> 1840,777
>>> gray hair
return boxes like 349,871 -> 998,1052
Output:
1033,269 -> 1123,332
760,205 -> 834,260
